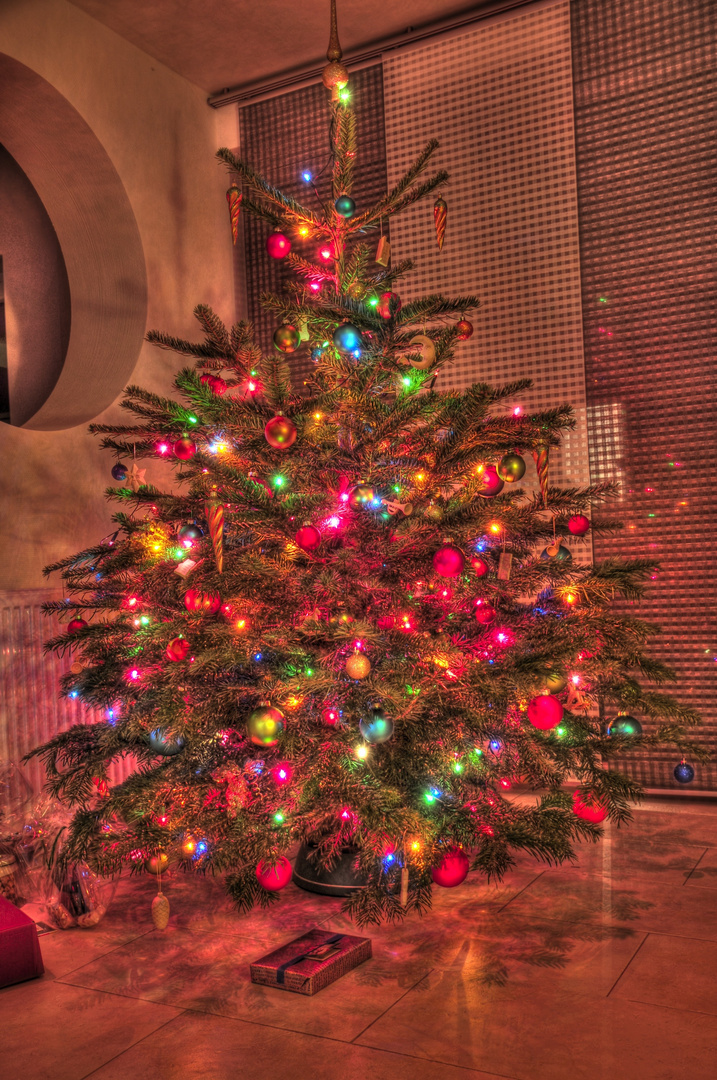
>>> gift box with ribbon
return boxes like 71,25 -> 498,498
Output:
250,927 -> 371,995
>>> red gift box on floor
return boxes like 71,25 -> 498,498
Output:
0,896 -> 44,989
250,927 -> 371,995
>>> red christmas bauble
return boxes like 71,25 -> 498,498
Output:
166,637 -> 190,661
471,557 -> 489,577
173,437 -> 197,460
527,694 -> 564,730
568,514 -> 591,536
432,544 -> 465,578
474,601 -> 496,625
377,291 -> 401,320
256,857 -> 293,891
478,466 -> 504,498
264,415 -> 297,450
249,475 -> 274,499
295,525 -> 321,551
210,376 -> 227,396
184,589 -> 221,615
456,319 -> 474,340
266,232 -> 291,259
67,618 -> 88,634
572,791 -> 608,823
321,706 -> 340,726
431,847 -> 470,888
377,614 -> 396,630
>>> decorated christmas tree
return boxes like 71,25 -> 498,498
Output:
28,8 -> 703,927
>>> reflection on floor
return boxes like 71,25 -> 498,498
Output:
4,799 -> 717,1080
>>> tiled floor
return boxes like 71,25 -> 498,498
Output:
5,799 -> 717,1080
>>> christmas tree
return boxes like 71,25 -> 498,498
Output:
28,12 -> 703,927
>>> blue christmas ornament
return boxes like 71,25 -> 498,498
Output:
333,323 -> 362,352
673,761 -> 695,784
178,523 -> 203,545
606,714 -> 643,737
111,463 -> 127,481
149,729 -> 185,756
359,708 -> 394,744
334,194 -> 356,218
310,346 -> 324,363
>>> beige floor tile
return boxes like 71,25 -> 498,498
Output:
356,973 -> 717,1080
36,924 -> 151,981
58,925 -> 431,1042
611,933 -> 717,1015
87,1010 -> 511,1080
502,868 -> 717,940
0,978 -> 180,1080
684,846 -> 717,889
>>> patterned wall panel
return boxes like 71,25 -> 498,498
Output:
239,65 -> 388,389
572,0 -> 717,788
381,0 -> 589,497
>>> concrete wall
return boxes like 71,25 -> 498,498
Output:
0,0 -> 237,589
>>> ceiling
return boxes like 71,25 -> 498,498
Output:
69,0 -> 499,96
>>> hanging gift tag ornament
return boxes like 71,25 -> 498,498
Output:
226,183 -> 242,245
375,235 -> 391,267
175,557 -> 200,578
408,334 -> 436,370
497,552 -> 513,581
433,196 -> 447,250
298,318 -> 309,342
400,866 -> 409,907
205,500 -> 224,573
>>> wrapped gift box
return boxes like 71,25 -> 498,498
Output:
250,927 -> 371,995
0,896 -> 44,989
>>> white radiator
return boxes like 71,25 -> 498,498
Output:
0,588 -> 134,820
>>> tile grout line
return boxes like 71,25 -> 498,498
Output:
604,932 -> 650,998
349,967 -> 435,1045
50,929 -> 155,983
356,1038 -> 525,1080
682,847 -> 709,885
495,871 -> 546,913
78,1010 -> 190,1080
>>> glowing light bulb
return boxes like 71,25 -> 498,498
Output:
355,745 -> 369,760
235,618 -> 247,631
411,841 -> 421,852
341,808 -> 351,819
309,280 -> 321,291
127,596 -> 138,607
273,811 -> 285,824
319,247 -> 332,260
183,838 -> 196,854
301,171 -> 312,183
157,443 -> 169,455
489,522 -> 501,534
327,516 -> 340,528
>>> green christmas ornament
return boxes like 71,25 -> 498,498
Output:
607,714 -> 643,737
334,194 -> 356,218
247,705 -> 285,746
359,708 -> 394,744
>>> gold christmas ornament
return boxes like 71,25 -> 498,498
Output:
145,852 -> 170,876
345,652 -> 371,679
152,891 -> 170,930
322,0 -> 349,96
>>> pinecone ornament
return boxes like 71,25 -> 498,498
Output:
152,891 -> 170,930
